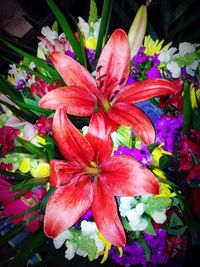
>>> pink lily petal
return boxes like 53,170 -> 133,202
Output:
38,36 -> 54,52
5,116 -> 26,127
44,176 -> 93,238
50,160 -> 84,187
39,86 -> 96,116
113,79 -> 176,104
24,123 -> 37,140
107,103 -> 155,145
100,155 -> 160,196
50,52 -> 97,95
86,112 -> 114,164
96,29 -> 130,99
53,106 -> 95,164
91,175 -> 126,247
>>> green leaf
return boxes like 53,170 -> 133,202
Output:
143,216 -> 156,235
70,16 -> 87,68
78,235 -> 97,261
0,99 -> 37,124
169,212 -> 184,228
174,49 -> 200,67
11,185 -> 35,200
167,226 -> 187,236
7,230 -> 47,267
183,81 -> 192,133
16,98 -> 52,117
0,223 -> 25,246
40,187 -> 56,214
94,0 -> 112,64
0,38 -> 60,79
45,0 -> 83,65
0,74 -> 23,101
89,0 -> 98,25
138,235 -> 151,261
193,108 -> 200,130
16,137 -> 48,160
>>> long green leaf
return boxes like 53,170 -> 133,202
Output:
45,0 -> 84,65
0,39 -> 60,79
7,230 -> 46,267
0,99 -> 37,124
15,99 -> 52,117
16,137 -> 48,160
0,75 -> 23,101
40,187 -> 56,213
0,224 -> 25,246
94,0 -> 112,64
71,15 -> 87,69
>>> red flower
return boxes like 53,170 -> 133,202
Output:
44,106 -> 160,247
0,126 -> 20,154
35,115 -> 53,136
39,29 -> 176,145
30,77 -> 58,98
159,78 -> 183,111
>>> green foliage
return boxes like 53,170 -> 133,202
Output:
89,0 -> 98,25
174,49 -> 200,67
145,197 -> 172,214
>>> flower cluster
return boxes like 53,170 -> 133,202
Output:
0,1 -> 199,266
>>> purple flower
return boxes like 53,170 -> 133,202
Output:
17,79 -> 25,90
86,48 -> 96,67
133,145 -> 152,166
147,66 -> 161,79
65,50 -> 76,59
155,115 -> 183,152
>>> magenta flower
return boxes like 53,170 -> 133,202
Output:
0,126 -> 20,154
0,178 -> 46,232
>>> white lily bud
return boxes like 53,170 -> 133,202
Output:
128,5 -> 147,58
135,203 -> 145,216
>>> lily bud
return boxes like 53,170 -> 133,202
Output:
128,5 -> 147,58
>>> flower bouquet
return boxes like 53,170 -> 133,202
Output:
0,0 -> 200,266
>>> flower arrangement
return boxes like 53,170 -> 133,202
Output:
0,0 -> 200,266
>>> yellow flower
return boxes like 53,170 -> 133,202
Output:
152,168 -> 176,198
151,143 -> 171,167
97,232 -> 123,264
19,158 -> 31,173
36,135 -> 46,145
144,36 -> 172,56
30,162 -> 50,178
85,37 -> 97,50
190,83 -> 198,109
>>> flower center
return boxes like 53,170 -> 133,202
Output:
85,161 -> 100,178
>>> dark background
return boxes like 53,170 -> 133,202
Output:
0,0 -> 200,266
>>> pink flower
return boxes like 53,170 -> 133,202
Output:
0,178 -> 46,232
30,77 -> 58,98
35,115 -> 53,136
0,126 -> 20,154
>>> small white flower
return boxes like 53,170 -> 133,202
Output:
76,248 -> 88,257
186,60 -> 199,76
135,203 -> 145,216
65,241 -> 77,260
151,210 -> 167,224
53,229 -> 72,249
177,42 -> 196,56
29,62 -> 36,70
119,197 -> 137,217
82,126 -> 88,135
41,26 -> 58,44
126,208 -> 140,226
129,218 -> 148,231
158,47 -> 177,63
78,17 -> 90,39
166,61 -> 181,78
81,220 -> 98,236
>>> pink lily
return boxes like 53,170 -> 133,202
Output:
39,29 -> 176,145
44,106 -> 160,247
